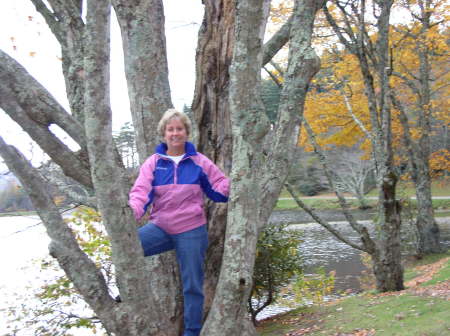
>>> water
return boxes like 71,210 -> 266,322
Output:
256,218 -> 450,320
0,215 -> 93,336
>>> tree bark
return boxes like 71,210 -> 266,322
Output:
191,0 -> 235,317
202,0 -> 324,334
31,0 -> 87,124
0,50 -> 92,188
84,2 -> 167,334
324,0 -> 404,292
111,1 -> 183,332
112,0 -> 172,160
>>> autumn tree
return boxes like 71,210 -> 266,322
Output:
388,0 -> 449,255
0,0 -> 325,335
298,0 -> 405,292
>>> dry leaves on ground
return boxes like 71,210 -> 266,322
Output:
405,257 -> 450,287
333,329 -> 376,336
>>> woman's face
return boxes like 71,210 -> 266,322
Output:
164,118 -> 188,153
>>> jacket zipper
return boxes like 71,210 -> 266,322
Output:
174,161 -> 178,184
162,154 -> 189,185
173,156 -> 188,185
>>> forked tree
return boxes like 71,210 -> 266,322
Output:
0,0 -> 325,335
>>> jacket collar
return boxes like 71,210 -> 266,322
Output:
156,141 -> 197,157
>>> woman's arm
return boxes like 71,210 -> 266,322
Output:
129,156 -> 156,220
197,154 -> 230,202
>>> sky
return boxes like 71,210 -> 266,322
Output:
0,0 -> 204,171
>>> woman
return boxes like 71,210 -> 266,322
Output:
129,108 -> 230,336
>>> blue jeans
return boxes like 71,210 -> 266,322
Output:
138,223 -> 208,336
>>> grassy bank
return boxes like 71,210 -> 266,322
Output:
0,211 -> 37,217
275,198 -> 450,211
257,252 -> 450,336
279,180 -> 450,199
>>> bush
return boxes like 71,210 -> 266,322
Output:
249,223 -> 303,325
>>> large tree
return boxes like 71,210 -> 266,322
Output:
319,0 -> 404,291
388,0 -> 447,255
0,0 -> 325,335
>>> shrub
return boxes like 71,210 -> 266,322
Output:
249,223 -> 303,325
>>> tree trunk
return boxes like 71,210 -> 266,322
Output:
84,2 -> 165,334
325,0 -> 404,292
389,0 -> 442,255
112,1 -> 183,333
414,164 -> 441,254
413,18 -> 441,254
112,0 -> 173,160
191,0 -> 235,317
372,170 -> 404,291
202,0 -> 324,334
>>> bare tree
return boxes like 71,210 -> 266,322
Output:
0,0 -> 325,334
331,151 -> 375,209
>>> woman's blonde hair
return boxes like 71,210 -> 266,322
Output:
157,108 -> 192,138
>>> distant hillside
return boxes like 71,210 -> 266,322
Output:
0,172 -> 34,212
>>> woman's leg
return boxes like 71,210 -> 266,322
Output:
172,225 -> 208,336
138,222 -> 174,256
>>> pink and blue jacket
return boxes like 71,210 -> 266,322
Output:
129,142 -> 230,234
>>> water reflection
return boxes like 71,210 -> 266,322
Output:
290,221 -> 372,293
257,218 -> 450,320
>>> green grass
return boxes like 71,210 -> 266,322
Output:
367,180 -> 450,198
275,198 -> 377,210
308,294 -> 450,336
274,198 -> 449,211
0,211 -> 37,217
258,295 -> 450,336
258,251 -> 450,336
280,180 -> 449,199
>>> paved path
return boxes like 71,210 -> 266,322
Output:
279,196 -> 450,200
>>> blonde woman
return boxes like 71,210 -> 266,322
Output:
129,109 -> 230,336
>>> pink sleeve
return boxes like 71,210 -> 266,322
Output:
128,156 -> 156,220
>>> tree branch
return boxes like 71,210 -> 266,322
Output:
112,0 -> 172,160
29,0 -> 66,43
323,4 -> 356,54
285,183 -> 367,252
263,66 -> 283,88
0,49 -> 92,188
264,0 -> 325,214
392,71 -> 420,95
341,89 -> 373,140
262,14 -> 293,66
83,1 -> 159,327
302,118 -> 376,254
0,137 -> 115,325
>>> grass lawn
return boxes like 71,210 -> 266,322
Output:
276,180 -> 450,211
275,197 -> 450,211
279,180 -> 450,199
257,251 -> 450,336
0,211 -> 37,217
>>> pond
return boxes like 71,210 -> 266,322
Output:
257,217 -> 450,320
